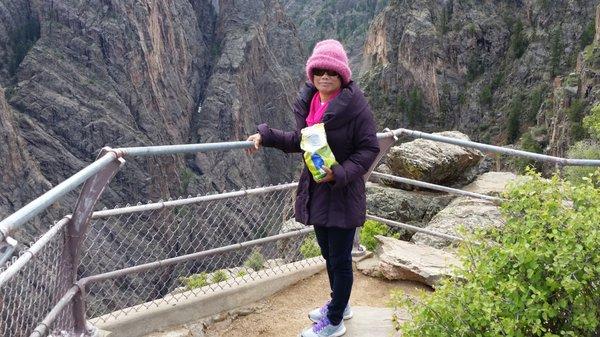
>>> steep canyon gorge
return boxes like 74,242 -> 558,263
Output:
1,0 -> 600,321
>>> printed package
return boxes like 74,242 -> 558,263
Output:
300,123 -> 337,181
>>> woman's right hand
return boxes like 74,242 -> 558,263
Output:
245,133 -> 262,155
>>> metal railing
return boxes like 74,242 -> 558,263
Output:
2,127 -> 600,337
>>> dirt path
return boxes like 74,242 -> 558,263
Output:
203,270 -> 431,337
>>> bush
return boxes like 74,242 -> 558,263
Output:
513,131 -> 543,173
581,21 -> 595,50
211,269 -> 229,283
300,233 -> 321,259
583,104 -> 600,139
392,173 -> 600,336
360,220 -> 399,251
244,249 -> 265,271
510,21 -> 528,59
479,85 -> 493,107
182,272 -> 208,290
506,94 -> 523,143
564,140 -> 600,186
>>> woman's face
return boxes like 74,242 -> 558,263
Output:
313,69 -> 342,95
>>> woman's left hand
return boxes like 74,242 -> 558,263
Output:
317,166 -> 335,183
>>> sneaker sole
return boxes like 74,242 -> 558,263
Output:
308,311 -> 353,323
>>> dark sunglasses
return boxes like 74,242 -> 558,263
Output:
313,68 -> 339,77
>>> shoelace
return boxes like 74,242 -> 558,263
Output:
313,317 -> 331,332
319,301 -> 330,315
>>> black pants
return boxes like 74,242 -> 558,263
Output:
313,225 -> 356,325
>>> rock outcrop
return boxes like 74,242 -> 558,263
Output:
357,235 -> 460,288
381,131 -> 484,188
366,182 -> 454,239
411,171 -> 516,249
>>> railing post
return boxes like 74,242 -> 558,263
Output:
60,148 -> 124,335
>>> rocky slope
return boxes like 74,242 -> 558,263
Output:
282,0 -> 389,75
360,0 -> 598,147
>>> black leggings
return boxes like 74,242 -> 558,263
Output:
313,225 -> 356,325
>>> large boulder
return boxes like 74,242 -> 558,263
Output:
411,197 -> 504,249
411,171 -> 516,249
357,236 -> 461,288
366,183 -> 454,239
382,131 -> 485,189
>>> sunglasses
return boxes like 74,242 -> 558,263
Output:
313,68 -> 339,77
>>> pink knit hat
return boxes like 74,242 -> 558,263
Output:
306,39 -> 352,85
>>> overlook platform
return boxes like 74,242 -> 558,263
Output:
126,267 -> 423,337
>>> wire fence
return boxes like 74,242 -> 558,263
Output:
79,183 -> 316,321
0,221 -> 73,337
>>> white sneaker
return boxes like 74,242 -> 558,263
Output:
300,317 -> 346,337
308,301 -> 353,323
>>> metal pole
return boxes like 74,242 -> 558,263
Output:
80,227 -> 315,285
366,214 -> 467,243
370,172 -> 504,203
60,150 -> 124,335
393,128 -> 600,166
0,153 -> 117,241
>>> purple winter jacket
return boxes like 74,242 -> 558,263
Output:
257,81 -> 380,229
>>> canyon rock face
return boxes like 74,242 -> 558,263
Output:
360,0 -> 597,148
0,0 -> 306,320
282,0 -> 389,74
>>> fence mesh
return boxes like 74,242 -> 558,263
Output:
0,222 -> 74,337
80,184 -> 323,320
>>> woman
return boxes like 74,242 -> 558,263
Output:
246,39 -> 380,337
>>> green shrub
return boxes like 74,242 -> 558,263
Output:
583,104 -> 600,139
360,220 -> 399,251
392,172 -> 600,336
300,233 -> 321,259
479,85 -> 493,107
513,131 -> 543,173
567,99 -> 588,141
211,269 -> 228,283
564,140 -> 600,186
510,21 -> 528,59
236,270 -> 247,277
182,272 -> 208,290
581,21 -> 595,50
506,94 -> 523,143
244,249 -> 265,271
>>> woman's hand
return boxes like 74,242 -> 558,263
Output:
245,133 -> 262,155
316,166 -> 335,183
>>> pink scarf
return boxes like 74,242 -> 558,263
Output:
305,90 -> 341,126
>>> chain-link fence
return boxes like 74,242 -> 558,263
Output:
0,219 -> 74,337
79,182 -> 324,321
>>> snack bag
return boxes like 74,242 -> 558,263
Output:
300,123 -> 337,181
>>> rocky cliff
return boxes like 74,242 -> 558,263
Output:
360,0 -> 597,148
0,0 -> 304,219
282,0 -> 389,75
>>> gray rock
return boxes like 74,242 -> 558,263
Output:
412,197 -> 504,249
366,182 -> 454,239
462,171 -> 518,196
277,218 -> 306,262
364,236 -> 460,288
383,131 -> 484,188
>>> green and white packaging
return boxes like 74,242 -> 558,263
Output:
300,123 -> 337,181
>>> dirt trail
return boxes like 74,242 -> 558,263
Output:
203,270 -> 430,337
